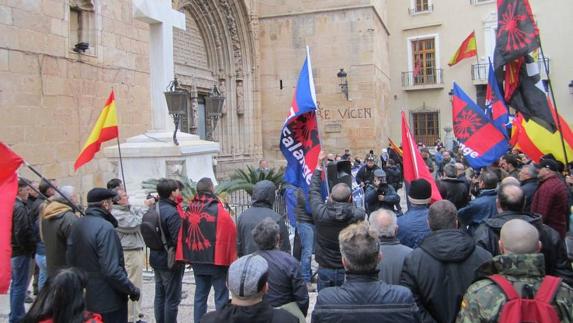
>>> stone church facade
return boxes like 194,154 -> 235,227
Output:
0,0 -> 391,192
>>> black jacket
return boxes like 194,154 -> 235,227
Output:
400,229 -> 492,323
201,300 -> 298,323
364,183 -> 400,215
310,170 -> 366,269
67,207 -> 138,314
11,198 -> 36,257
259,250 -> 309,316
473,211 -> 573,286
385,165 -> 402,190
312,273 -> 420,323
237,181 -> 290,256
437,178 -> 469,209
293,186 -> 312,224
520,178 -> 539,213
150,198 -> 183,270
355,164 -> 379,186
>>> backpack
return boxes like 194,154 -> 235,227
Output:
141,204 -> 165,251
489,274 -> 562,323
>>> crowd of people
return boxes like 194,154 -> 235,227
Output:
8,140 -> 573,323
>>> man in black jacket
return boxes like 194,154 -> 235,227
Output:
237,180 -> 290,256
67,188 -> 140,322
150,179 -> 185,323
312,222 -> 419,323
518,164 -> 538,212
364,169 -> 400,215
9,178 -> 36,323
311,151 -> 366,291
437,164 -> 469,209
400,200 -> 492,323
473,183 -> 573,286
355,155 -> 379,187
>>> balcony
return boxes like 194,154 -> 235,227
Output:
409,4 -> 434,15
470,0 -> 495,5
471,58 -> 550,84
402,68 -> 444,90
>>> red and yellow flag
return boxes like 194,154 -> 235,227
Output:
74,91 -> 119,171
388,137 -> 403,157
448,31 -> 477,66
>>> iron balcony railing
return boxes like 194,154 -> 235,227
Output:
409,4 -> 434,15
402,68 -> 444,87
471,58 -> 550,82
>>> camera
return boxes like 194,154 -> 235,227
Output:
147,193 -> 159,202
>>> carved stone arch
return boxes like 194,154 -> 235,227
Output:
173,0 -> 261,174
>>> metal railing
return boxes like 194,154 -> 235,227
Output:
471,57 -> 550,82
409,4 -> 434,15
470,0 -> 494,5
401,69 -> 444,87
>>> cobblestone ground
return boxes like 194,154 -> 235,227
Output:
0,188 -> 406,323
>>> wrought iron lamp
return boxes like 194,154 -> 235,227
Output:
164,78 -> 189,145
204,85 -> 225,141
337,68 -> 349,100
569,80 -> 573,95
448,89 -> 454,102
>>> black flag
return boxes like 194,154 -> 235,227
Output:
494,0 -> 540,69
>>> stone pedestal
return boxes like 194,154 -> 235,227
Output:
104,131 -> 219,203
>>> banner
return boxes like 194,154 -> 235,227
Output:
452,83 -> 509,169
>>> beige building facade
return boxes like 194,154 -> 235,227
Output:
1,0 -> 572,193
387,0 -> 573,147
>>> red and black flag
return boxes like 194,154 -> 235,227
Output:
493,0 -> 540,69
176,193 -> 237,266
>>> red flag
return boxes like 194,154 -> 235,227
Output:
0,142 -> 24,294
401,112 -> 442,203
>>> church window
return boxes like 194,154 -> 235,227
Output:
69,0 -> 95,55
412,111 -> 440,146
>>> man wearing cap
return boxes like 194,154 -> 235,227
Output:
67,188 -> 140,322
201,255 -> 298,323
397,179 -> 432,249
355,154 -> 380,187
364,168 -> 400,215
531,158 -> 569,238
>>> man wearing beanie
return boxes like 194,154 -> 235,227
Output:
67,188 -> 140,322
201,255 -> 298,323
397,179 -> 432,249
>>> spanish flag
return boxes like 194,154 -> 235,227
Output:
448,31 -> 477,66
388,137 -> 403,157
74,91 -> 119,171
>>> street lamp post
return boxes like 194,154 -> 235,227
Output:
204,85 -> 225,141
164,78 -> 189,145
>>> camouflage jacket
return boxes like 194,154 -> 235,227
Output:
456,253 -> 573,323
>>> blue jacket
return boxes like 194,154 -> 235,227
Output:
150,198 -> 182,270
397,205 -> 430,249
458,189 -> 497,233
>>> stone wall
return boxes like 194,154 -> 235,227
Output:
0,0 -> 151,197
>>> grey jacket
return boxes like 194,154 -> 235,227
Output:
111,204 -> 147,250
378,237 -> 412,285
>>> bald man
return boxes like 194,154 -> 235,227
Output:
369,209 -> 412,284
457,219 -> 573,322
311,151 -> 366,291
473,184 -> 573,286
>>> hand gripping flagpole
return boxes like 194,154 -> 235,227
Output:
24,162 -> 86,216
538,38 -> 570,174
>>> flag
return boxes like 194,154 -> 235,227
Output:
493,0 -> 540,69
0,143 -> 24,294
388,138 -> 403,157
74,90 -> 119,171
280,48 -> 322,196
508,54 -> 556,132
448,31 -> 477,66
452,83 -> 509,169
401,112 -> 442,203
485,62 -> 509,137
511,97 -> 573,163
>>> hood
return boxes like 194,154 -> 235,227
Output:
209,301 -> 274,323
420,229 -> 476,262
477,253 -> 545,278
251,180 -> 276,208
484,211 -> 541,229
42,200 -> 73,219
326,202 -> 361,222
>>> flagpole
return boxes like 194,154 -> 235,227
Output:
538,41 -> 570,174
23,162 -> 86,216
116,137 -> 128,193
